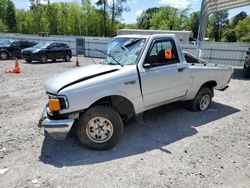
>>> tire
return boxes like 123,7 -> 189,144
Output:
77,106 -> 123,150
25,59 -> 32,63
65,54 -> 71,62
189,87 -> 213,112
0,51 -> 9,60
40,55 -> 47,63
243,67 -> 250,78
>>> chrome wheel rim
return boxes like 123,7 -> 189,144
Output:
86,117 -> 113,143
65,55 -> 70,61
199,94 -> 211,111
0,52 -> 7,60
41,56 -> 47,63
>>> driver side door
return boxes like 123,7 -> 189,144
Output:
139,38 -> 188,107
10,41 -> 21,57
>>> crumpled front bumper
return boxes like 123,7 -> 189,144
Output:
38,108 -> 75,140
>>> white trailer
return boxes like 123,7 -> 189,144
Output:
117,29 -> 193,44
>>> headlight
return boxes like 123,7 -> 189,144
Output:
48,95 -> 69,112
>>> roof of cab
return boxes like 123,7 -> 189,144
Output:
114,33 -> 177,39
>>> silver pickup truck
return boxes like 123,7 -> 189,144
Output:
39,34 -> 233,150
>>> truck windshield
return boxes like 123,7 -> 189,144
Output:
102,37 -> 146,66
33,42 -> 51,49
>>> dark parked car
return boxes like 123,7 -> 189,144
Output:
21,42 -> 72,63
0,39 -> 37,60
243,48 -> 250,77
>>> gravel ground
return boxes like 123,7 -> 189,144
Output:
0,57 -> 249,188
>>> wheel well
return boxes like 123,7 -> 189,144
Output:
90,95 -> 135,120
201,81 -> 217,89
201,81 -> 217,96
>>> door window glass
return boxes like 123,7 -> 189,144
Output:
147,39 -> 179,66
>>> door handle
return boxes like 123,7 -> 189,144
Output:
124,80 -> 136,85
178,67 -> 185,72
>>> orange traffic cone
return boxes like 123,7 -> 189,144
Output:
5,59 -> 21,73
5,66 -> 21,73
15,58 -> 19,68
76,56 -> 80,67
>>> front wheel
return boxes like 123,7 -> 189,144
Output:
77,106 -> 123,150
25,59 -> 32,63
40,55 -> 47,63
0,51 -> 9,60
65,54 -> 71,62
189,87 -> 213,112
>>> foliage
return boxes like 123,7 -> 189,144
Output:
0,19 -> 7,31
137,7 -> 160,29
231,11 -> 247,28
150,6 -> 190,30
222,29 -> 237,42
235,16 -> 250,42
189,11 -> 200,38
207,11 -> 229,41
0,0 -> 16,32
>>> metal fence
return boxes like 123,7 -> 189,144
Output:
0,33 -> 249,66
182,42 -> 249,66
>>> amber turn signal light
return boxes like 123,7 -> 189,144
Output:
49,98 -> 61,111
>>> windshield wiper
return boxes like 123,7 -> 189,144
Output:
95,48 -> 123,67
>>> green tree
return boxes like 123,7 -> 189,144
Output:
235,16 -> 250,42
208,11 -> 229,42
96,0 -> 108,36
231,11 -> 247,28
136,7 -> 160,29
189,11 -> 200,38
222,29 -> 237,42
109,0 -> 129,35
0,19 -> 7,31
150,6 -> 189,30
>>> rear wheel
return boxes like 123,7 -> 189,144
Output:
189,87 -> 213,112
65,54 -> 71,62
0,51 -> 9,60
77,106 -> 123,150
40,55 -> 47,63
25,59 -> 32,63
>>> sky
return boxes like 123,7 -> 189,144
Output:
12,0 -> 250,24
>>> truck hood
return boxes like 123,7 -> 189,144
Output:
0,45 -> 9,49
45,64 -> 120,94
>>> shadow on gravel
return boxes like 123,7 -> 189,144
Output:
39,101 -> 239,168
233,68 -> 250,80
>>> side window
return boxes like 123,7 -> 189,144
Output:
20,41 -> 31,48
11,41 -> 20,48
56,43 -> 63,48
48,43 -> 57,49
184,54 -> 199,64
146,39 -> 179,67
63,44 -> 69,48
